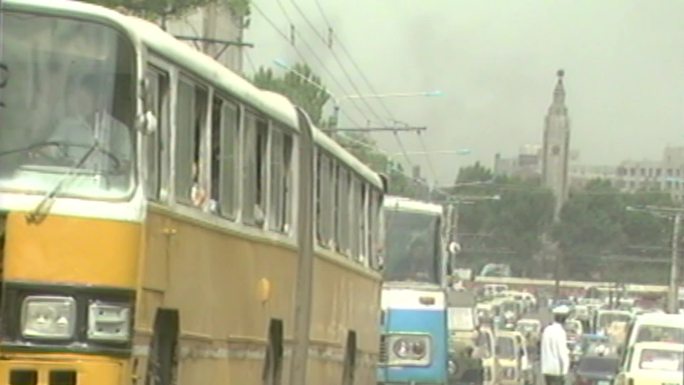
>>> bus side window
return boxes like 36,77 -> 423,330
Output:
268,128 -> 293,234
349,176 -> 359,260
174,78 -> 208,207
358,183 -> 369,266
210,96 -> 239,219
143,68 -> 168,201
316,152 -> 334,248
336,167 -> 350,256
369,189 -> 383,270
269,128 -> 284,232
242,111 -> 268,227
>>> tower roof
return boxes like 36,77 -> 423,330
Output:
549,69 -> 567,115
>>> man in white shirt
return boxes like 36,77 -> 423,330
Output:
541,305 -> 571,385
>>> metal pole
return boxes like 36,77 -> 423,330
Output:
553,249 -> 560,302
668,212 -> 680,313
289,107 -> 315,385
324,126 -> 427,133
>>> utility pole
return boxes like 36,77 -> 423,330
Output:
626,205 -> 683,313
669,212 -> 681,313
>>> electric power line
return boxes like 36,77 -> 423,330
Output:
267,0 -> 375,126
287,0 -> 388,127
313,0 -> 396,122
312,1 -> 443,186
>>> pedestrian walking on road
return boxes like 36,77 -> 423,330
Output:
541,305 -> 570,385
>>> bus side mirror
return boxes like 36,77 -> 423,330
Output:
448,241 -> 461,256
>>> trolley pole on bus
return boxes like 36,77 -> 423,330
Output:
626,205 -> 683,313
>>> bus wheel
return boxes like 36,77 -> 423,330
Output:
145,309 -> 179,385
262,319 -> 283,385
341,331 -> 357,385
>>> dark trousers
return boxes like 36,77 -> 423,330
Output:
545,375 -> 565,385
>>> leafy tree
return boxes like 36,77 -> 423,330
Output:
83,0 -> 249,21
450,164 -> 554,276
253,64 -> 330,126
455,161 -> 492,184
552,180 -> 627,278
251,64 -> 431,199
489,178 -> 554,275
552,179 -> 674,282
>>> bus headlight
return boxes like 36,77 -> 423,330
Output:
87,301 -> 131,342
21,296 -> 76,339
387,335 -> 430,365
502,366 -> 516,379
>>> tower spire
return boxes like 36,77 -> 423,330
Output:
550,69 -> 567,114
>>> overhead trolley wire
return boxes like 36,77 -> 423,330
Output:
287,0 -> 388,127
311,0 -> 443,186
258,0 -> 375,126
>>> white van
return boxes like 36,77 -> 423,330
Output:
624,313 -> 684,349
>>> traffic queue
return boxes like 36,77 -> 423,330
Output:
447,284 -> 540,385
446,282 -> 684,385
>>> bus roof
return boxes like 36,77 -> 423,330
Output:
383,196 -> 443,215
4,0 -> 383,188
313,129 -> 383,188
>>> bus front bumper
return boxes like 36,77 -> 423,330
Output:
0,355 -> 127,385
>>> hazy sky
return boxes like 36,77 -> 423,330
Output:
245,1 -> 684,185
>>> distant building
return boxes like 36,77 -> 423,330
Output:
569,164 -> 619,189
493,144 -> 542,179
614,146 -> 684,201
496,146 -> 684,202
163,3 -> 247,73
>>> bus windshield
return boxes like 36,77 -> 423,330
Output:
597,312 -> 631,330
383,209 -> 441,284
0,12 -> 136,199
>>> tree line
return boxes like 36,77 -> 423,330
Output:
453,164 -> 674,284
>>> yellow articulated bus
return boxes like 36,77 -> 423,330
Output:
0,1 -> 385,384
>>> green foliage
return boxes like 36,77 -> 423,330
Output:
553,181 -> 626,277
451,164 -> 555,276
252,64 -> 428,199
225,0 -> 250,18
552,178 -> 674,281
334,134 -> 426,199
82,0 -> 217,18
455,161 -> 492,184
82,0 -> 249,22
253,64 -> 330,126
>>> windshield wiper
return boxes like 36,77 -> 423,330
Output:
25,142 -> 99,225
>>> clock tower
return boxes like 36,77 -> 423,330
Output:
542,69 -> 571,219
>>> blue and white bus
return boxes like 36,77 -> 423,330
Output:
377,196 -> 450,385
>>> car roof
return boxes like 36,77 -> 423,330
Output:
632,341 -> 684,352
580,354 -> 620,361
497,330 -> 522,338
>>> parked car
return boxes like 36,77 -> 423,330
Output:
573,354 -> 620,385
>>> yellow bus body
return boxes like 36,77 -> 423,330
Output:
0,1 -> 383,384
